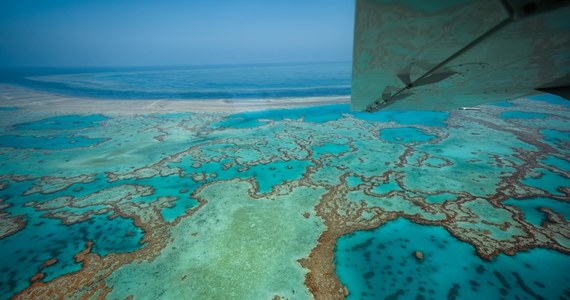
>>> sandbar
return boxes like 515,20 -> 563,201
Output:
0,84 -> 350,114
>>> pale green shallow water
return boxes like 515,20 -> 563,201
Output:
0,94 -> 569,299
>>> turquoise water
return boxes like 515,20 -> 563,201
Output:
542,156 -> 570,172
242,160 -> 312,193
354,111 -> 448,127
425,193 -> 457,203
504,197 -> 570,226
0,134 -> 106,149
147,112 -> 194,119
346,176 -> 363,188
211,117 -> 269,129
214,104 -> 349,129
0,114 -> 108,149
542,129 -> 570,146
0,102 -> 568,298
335,218 -> 570,299
0,107 -> 19,111
522,168 -> 568,196
0,66 -> 569,299
314,143 -> 351,159
499,111 -> 548,119
488,101 -> 514,107
529,93 -> 570,107
0,196 -> 143,292
379,127 -> 437,143
13,115 -> 109,130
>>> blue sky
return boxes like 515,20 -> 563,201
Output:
0,0 -> 355,67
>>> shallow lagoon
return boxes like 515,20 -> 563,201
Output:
379,127 -> 437,143
335,218 -> 570,300
0,94 -> 568,299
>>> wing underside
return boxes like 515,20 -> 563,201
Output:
351,0 -> 570,111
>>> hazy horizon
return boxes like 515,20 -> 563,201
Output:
0,0 -> 355,68
0,59 -> 352,70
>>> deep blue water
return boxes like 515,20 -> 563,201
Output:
0,62 -> 351,100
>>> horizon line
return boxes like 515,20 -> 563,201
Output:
0,60 -> 353,70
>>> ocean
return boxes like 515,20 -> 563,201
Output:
0,62 -> 351,100
0,63 -> 569,299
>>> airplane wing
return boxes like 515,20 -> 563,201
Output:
351,0 -> 570,112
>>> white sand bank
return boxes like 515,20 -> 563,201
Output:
0,84 -> 350,114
